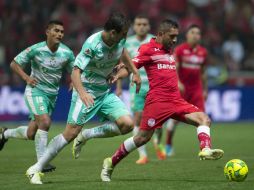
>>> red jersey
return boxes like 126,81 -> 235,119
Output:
133,38 -> 181,104
174,42 -> 208,92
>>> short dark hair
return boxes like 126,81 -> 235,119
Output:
158,19 -> 178,33
104,12 -> 130,33
47,20 -> 64,29
134,14 -> 149,20
186,24 -> 201,32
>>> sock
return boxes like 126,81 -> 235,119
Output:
165,120 -> 176,146
34,134 -> 68,171
81,122 -> 121,140
112,136 -> 137,166
197,125 -> 211,150
35,129 -> 48,160
4,126 -> 28,139
133,126 -> 147,158
153,128 -> 162,145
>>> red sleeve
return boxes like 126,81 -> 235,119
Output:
173,45 -> 182,63
203,48 -> 208,65
132,45 -> 151,69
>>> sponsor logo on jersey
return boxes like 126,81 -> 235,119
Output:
157,64 -> 176,70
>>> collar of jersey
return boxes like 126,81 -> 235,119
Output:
44,41 -> 60,54
150,38 -> 163,49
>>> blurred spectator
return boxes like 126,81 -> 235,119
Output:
243,51 -> 254,70
0,0 -> 253,87
222,34 -> 244,71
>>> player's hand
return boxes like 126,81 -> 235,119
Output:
131,73 -> 141,94
114,62 -> 125,72
26,77 -> 38,87
107,73 -> 119,84
178,81 -> 185,94
80,92 -> 94,108
203,90 -> 208,100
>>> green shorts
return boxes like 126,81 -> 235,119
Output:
24,87 -> 57,120
129,84 -> 148,113
67,92 -> 130,126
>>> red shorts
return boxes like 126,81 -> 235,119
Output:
140,98 -> 201,130
183,91 -> 205,111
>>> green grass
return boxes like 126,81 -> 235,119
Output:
0,122 -> 253,190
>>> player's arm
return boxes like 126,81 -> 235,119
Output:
201,62 -> 208,101
120,48 -> 141,93
115,79 -> 122,96
66,51 -> 75,91
174,48 -> 184,93
71,49 -> 94,107
10,48 -> 38,87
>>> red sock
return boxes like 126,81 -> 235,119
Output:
198,132 -> 211,150
111,143 -> 129,166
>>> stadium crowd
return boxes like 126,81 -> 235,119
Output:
0,0 -> 254,87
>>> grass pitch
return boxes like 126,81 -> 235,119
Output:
0,122 -> 253,190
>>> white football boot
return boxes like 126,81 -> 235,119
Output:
26,166 -> 44,185
101,157 -> 114,182
72,132 -> 86,159
199,148 -> 224,160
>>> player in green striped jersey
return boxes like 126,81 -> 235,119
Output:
0,20 -> 75,172
26,12 -> 141,184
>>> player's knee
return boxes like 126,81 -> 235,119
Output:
134,135 -> 151,147
37,117 -> 51,130
118,117 -> 134,134
199,114 -> 211,126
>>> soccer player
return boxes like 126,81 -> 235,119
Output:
116,15 -> 165,164
165,24 -> 208,156
0,20 -> 75,172
25,12 -> 141,184
100,19 -> 224,182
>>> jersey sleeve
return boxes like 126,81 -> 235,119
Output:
132,46 -> 151,69
66,51 -> 75,73
173,46 -> 182,63
203,48 -> 208,65
74,40 -> 94,71
14,46 -> 34,67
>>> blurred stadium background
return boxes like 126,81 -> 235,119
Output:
0,0 -> 254,122
0,1 -> 254,189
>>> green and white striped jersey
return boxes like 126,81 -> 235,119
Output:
14,41 -> 75,95
125,34 -> 153,92
74,31 -> 126,98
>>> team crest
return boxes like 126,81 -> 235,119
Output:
148,118 -> 155,127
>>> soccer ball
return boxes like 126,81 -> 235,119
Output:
224,159 -> 248,182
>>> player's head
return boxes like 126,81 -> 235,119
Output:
104,12 -> 130,44
186,24 -> 201,45
157,19 -> 179,49
46,20 -> 64,45
133,14 -> 150,37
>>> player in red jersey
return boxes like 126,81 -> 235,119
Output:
165,24 -> 208,157
100,19 -> 224,182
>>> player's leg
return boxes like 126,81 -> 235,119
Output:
72,93 -> 132,159
26,123 -> 82,184
130,87 -> 149,164
152,127 -> 166,160
180,111 -> 224,160
164,119 -> 178,156
0,120 -> 37,150
101,129 -> 154,181
133,111 -> 149,164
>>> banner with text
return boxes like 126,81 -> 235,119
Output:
0,86 -> 253,122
